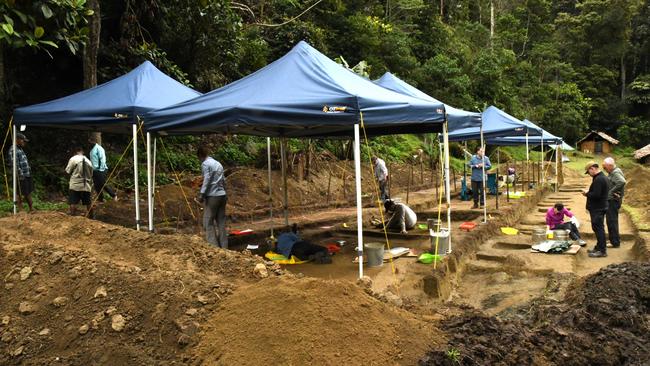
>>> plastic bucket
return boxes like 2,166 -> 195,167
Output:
364,242 -> 385,267
430,229 -> 450,255
532,228 -> 547,244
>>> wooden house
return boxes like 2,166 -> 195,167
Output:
577,131 -> 619,154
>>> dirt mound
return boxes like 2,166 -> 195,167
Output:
419,262 -> 650,366
0,212 -> 280,365
624,166 -> 650,213
192,276 -> 440,365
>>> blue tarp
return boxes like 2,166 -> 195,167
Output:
486,119 -> 562,146
446,106 -> 542,142
144,41 -> 446,137
374,72 -> 481,130
14,61 -> 201,133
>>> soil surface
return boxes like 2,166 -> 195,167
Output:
419,262 -> 650,366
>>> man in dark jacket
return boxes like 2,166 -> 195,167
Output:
582,161 -> 610,258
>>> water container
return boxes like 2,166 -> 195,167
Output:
364,242 -> 385,267
430,228 -> 450,255
532,228 -> 547,244
553,229 -> 569,242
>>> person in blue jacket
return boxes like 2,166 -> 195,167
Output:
468,146 -> 491,209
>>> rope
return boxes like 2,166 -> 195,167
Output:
158,137 -> 196,220
359,112 -> 399,291
85,123 -> 141,218
1,116 -> 13,199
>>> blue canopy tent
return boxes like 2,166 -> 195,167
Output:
11,61 -> 201,229
374,72 -> 481,131
373,72 -> 482,252
144,41 -> 448,276
144,41 -> 445,137
485,120 -> 563,193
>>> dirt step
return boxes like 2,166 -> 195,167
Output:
493,242 -> 531,250
466,260 -> 554,275
559,188 -> 584,193
476,252 -> 510,262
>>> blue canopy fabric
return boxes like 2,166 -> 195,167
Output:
14,61 -> 201,133
144,41 -> 446,137
374,72 -> 481,130
486,119 -> 562,146
446,106 -> 542,142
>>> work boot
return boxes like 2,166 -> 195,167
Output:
588,250 -> 607,258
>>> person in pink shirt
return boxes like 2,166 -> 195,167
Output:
545,203 -> 587,246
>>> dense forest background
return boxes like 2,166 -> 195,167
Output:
0,0 -> 649,193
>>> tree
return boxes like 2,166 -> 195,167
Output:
0,0 -> 91,116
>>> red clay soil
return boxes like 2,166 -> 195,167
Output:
193,276 -> 440,366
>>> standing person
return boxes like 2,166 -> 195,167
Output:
371,156 -> 389,201
602,157 -> 626,248
468,147 -> 491,209
545,203 -> 587,246
197,146 -> 227,249
65,147 -> 94,216
7,133 -> 33,212
88,136 -> 118,202
582,161 -> 610,258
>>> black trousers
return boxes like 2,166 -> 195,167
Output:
291,240 -> 328,261
606,199 -> 621,246
589,209 -> 607,253
92,170 -> 116,201
471,180 -> 484,205
553,222 -> 581,240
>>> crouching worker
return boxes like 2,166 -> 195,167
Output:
545,203 -> 586,246
65,147 -> 94,217
276,224 -> 331,264
384,199 -> 417,234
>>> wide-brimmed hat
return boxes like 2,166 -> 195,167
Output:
584,161 -> 598,174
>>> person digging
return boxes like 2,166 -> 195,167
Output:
275,223 -> 332,264
381,199 -> 417,234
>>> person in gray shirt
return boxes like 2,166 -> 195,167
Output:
197,146 -> 228,249
602,157 -> 626,248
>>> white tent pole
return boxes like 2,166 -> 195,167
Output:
354,123 -> 364,279
280,138 -> 289,226
525,132 -> 529,161
525,132 -> 529,191
267,137 -> 274,238
443,121 -> 452,253
12,124 -> 17,215
146,132 -> 153,232
539,135 -> 544,188
133,123 -> 141,231
480,125 -> 487,223
555,145 -> 560,193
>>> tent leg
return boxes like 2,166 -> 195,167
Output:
153,137 -> 157,197
267,137 -> 274,238
443,122 -> 452,253
12,124 -> 17,215
354,123 -> 364,279
146,132 -> 153,232
280,138 -> 288,227
525,133 -> 529,191
480,126 -> 487,223
555,146 -> 559,193
133,124 -> 141,231
496,147 -> 500,210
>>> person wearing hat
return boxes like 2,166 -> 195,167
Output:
582,161 -> 610,258
6,133 -> 33,212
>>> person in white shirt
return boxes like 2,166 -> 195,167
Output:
371,156 -> 389,201
65,147 -> 94,216
384,199 -> 417,234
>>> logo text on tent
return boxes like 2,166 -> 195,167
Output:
322,105 -> 348,113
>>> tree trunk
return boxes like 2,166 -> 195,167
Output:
620,54 -> 626,100
490,1 -> 495,48
84,0 -> 102,143
0,44 -> 6,121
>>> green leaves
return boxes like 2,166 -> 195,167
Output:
34,26 -> 44,38
40,4 -> 53,19
1,23 -> 13,35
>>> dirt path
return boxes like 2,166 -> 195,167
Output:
452,172 -> 639,315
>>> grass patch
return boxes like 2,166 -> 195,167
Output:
622,204 -> 650,231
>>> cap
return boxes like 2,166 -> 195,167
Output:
16,133 -> 28,142
584,161 -> 598,174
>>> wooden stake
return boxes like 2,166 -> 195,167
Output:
326,163 -> 332,205
407,164 -> 413,204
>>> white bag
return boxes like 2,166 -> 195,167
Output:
570,215 -> 580,229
